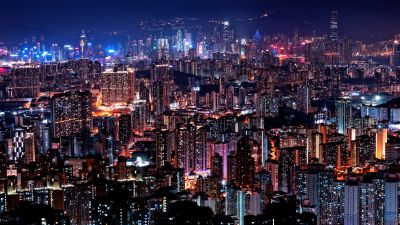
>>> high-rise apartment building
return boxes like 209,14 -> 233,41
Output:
100,69 -> 135,105
51,91 -> 92,138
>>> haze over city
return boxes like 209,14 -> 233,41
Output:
1,0 -> 400,42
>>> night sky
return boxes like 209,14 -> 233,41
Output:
0,0 -> 400,42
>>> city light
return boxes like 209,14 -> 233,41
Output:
0,3 -> 399,225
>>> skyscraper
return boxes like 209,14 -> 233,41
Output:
236,137 -> 259,189
375,128 -> 388,160
211,153 -> 223,178
176,30 -> 184,53
100,68 -> 135,106
360,181 -> 376,225
155,129 -> 168,169
384,179 -> 399,225
326,11 -> 340,65
8,66 -> 41,98
23,131 -> 36,164
341,36 -> 353,65
51,91 -> 92,138
330,11 -> 338,41
80,30 -> 86,59
329,11 -> 339,52
10,127 -> 25,164
336,97 -> 351,135
344,179 -> 360,225
150,64 -> 173,115
118,114 -> 132,145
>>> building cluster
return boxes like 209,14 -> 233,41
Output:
1,11 -> 400,225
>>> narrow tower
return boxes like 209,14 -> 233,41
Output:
80,29 -> 86,59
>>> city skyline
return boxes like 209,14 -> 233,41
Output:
1,1 -> 400,225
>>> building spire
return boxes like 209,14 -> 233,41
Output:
80,29 -> 86,59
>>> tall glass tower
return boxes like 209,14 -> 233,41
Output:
80,29 -> 86,59
330,11 -> 338,43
